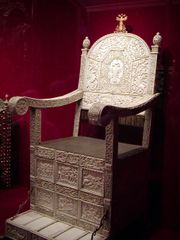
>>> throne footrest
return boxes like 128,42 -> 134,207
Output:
6,210 -> 104,240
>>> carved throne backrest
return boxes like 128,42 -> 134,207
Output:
80,33 -> 157,110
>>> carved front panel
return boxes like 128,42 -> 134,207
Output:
35,146 -> 55,160
6,224 -> 28,240
81,202 -> 103,224
36,179 -> 55,191
81,169 -> 104,195
80,191 -> 103,206
36,188 -> 54,210
56,163 -> 78,188
56,194 -> 78,217
80,156 -> 104,171
55,185 -> 78,198
36,158 -> 53,181
56,151 -> 79,165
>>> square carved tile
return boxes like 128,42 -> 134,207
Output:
36,188 -> 54,210
56,163 -> 78,188
36,158 -> 54,181
81,169 -> 104,195
81,201 -> 103,224
56,194 -> 78,217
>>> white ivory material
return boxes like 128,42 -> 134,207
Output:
39,222 -> 71,238
54,228 -> 87,240
11,210 -> 42,225
24,216 -> 55,231
6,210 -> 104,240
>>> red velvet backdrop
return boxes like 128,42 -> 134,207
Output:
0,0 -> 86,187
0,0 -> 180,236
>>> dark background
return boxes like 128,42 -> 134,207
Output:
0,0 -> 180,238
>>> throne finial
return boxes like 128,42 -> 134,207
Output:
153,32 -> 162,46
115,13 -> 128,33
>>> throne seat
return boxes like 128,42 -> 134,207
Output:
40,136 -> 144,159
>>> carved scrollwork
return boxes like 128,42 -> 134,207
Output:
82,33 -> 152,110
8,97 -> 29,115
88,93 -> 159,126
82,92 -> 152,110
130,57 -> 149,94
85,59 -> 100,91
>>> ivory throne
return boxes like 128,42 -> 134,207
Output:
6,14 -> 161,240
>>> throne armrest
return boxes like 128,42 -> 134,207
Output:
8,89 -> 83,115
88,93 -> 160,126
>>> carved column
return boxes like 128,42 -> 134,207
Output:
104,117 -> 118,229
30,108 -> 41,202
30,108 -> 41,146
73,37 -> 90,137
143,35 -> 160,148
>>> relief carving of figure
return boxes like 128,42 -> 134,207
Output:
108,59 -> 123,84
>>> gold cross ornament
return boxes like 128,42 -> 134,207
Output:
115,14 -> 128,33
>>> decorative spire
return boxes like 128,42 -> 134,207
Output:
115,13 -> 128,33
83,36 -> 90,49
153,32 -> 162,46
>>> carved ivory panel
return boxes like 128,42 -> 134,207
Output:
82,33 -> 152,110
29,145 -> 107,234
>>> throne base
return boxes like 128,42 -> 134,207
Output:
6,210 -> 104,240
